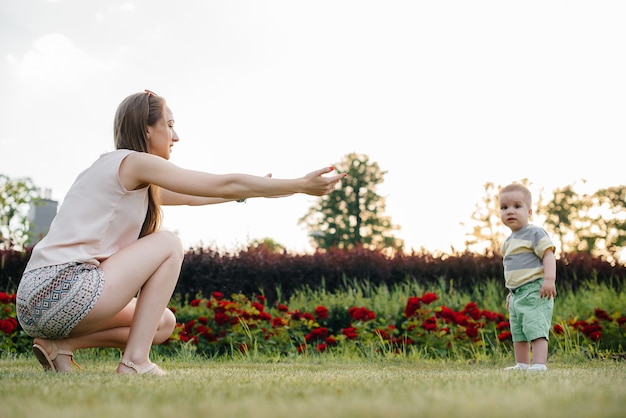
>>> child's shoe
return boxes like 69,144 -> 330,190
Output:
528,364 -> 547,372
504,363 -> 529,371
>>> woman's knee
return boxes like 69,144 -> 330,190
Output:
154,308 -> 177,344
155,230 -> 184,261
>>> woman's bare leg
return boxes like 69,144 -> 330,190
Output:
33,301 -> 176,371
37,231 -> 183,372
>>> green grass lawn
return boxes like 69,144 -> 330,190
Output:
1,355 -> 624,418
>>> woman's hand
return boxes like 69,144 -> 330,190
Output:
302,166 -> 347,196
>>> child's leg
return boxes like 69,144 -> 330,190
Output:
513,341 -> 531,364
531,338 -> 548,365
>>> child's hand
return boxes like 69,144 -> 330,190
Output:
505,293 -> 511,310
540,281 -> 557,299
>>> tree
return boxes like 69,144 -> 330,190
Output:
537,183 -> 588,255
592,186 -> 626,263
461,182 -> 506,255
298,153 -> 403,252
0,174 -> 41,250
539,184 -> 626,264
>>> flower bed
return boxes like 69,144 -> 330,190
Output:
1,291 -> 624,358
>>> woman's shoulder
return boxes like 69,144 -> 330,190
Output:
99,149 -> 137,160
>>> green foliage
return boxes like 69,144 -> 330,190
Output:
591,186 -> 626,262
4,247 -> 625,303
540,183 -> 584,254
0,291 -> 30,353
0,174 -> 40,250
2,279 -> 624,360
299,152 -> 403,252
161,287 -> 512,359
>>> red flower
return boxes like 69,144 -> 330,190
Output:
553,324 -> 565,335
421,317 -> 438,331
252,302 -> 265,312
258,311 -> 272,321
306,327 -> 330,342
589,331 -> 602,341
483,311 -> 505,322
404,296 -> 421,318
314,305 -> 329,320
497,321 -> 510,331
465,325 -> 479,339
348,307 -> 376,321
271,317 -> 286,327
195,325 -> 210,335
0,318 -> 17,334
214,312 -> 230,325
184,320 -> 196,333
437,306 -> 457,323
277,304 -> 289,312
421,292 -> 438,305
325,336 -> 338,346
212,292 -> 224,300
594,309 -> 612,321
189,299 -> 202,307
316,343 -> 327,352
342,327 -> 358,339
461,302 -> 481,320
256,295 -> 266,303
498,331 -> 512,342
0,292 -> 16,304
582,323 -> 603,338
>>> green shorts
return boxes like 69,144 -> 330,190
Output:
508,279 -> 554,342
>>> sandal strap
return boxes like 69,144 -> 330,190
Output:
119,359 -> 165,375
56,349 -> 82,370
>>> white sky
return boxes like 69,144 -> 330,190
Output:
1,0 -> 625,254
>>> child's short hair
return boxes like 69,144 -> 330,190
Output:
499,183 -> 532,207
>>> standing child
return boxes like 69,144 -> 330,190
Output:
498,183 -> 557,372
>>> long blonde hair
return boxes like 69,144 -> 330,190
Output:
113,91 -> 164,237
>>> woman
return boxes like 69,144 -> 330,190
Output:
16,90 -> 346,375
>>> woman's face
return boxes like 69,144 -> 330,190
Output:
146,105 -> 179,159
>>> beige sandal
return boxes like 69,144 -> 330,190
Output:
119,359 -> 166,375
33,343 -> 82,372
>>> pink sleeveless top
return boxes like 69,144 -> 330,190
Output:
25,149 -> 149,271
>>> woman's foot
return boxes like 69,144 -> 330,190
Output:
32,339 -> 80,372
117,359 -> 166,375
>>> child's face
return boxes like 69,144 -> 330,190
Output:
499,190 -> 531,232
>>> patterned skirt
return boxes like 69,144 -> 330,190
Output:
16,262 -> 105,339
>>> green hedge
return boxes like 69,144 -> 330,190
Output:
2,246 -> 625,302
